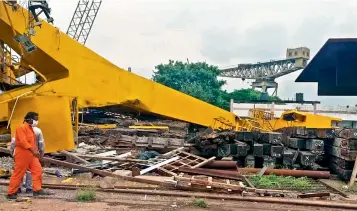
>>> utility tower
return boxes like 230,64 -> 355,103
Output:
220,47 -> 310,96
66,0 -> 102,45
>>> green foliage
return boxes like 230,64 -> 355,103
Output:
249,174 -> 312,190
153,60 -> 228,110
226,89 -> 282,102
153,60 -> 281,111
76,189 -> 96,202
192,198 -> 208,208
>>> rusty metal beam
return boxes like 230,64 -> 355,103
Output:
203,160 -> 237,169
179,167 -> 241,180
60,150 -> 89,164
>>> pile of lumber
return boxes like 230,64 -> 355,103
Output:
78,127 -> 185,150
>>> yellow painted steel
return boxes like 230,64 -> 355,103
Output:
249,109 -> 342,131
129,125 -> 169,130
0,3 -> 249,151
0,103 -> 8,122
8,95 -> 75,153
79,123 -> 117,129
270,110 -> 341,130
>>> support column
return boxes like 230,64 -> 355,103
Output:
313,103 -> 317,114
230,99 -> 234,113
271,102 -> 275,116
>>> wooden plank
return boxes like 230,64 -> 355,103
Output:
207,177 -> 212,189
258,166 -> 268,176
192,156 -> 216,169
179,151 -> 206,161
226,180 -> 232,192
318,179 -> 348,198
175,176 -> 245,192
162,147 -> 185,157
60,150 -> 89,164
140,156 -> 180,175
348,155 -> 357,187
157,167 -> 177,176
242,176 -> 255,189
75,154 -> 146,163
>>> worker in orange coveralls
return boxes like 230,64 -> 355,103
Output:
7,112 -> 50,199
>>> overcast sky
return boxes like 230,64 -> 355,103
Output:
46,0 -> 357,106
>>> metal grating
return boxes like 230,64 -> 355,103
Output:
247,175 -> 332,193
66,0 -> 102,45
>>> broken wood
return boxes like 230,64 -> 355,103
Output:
174,176 -> 246,192
162,147 -> 185,157
192,156 -> 216,169
241,175 -> 255,189
60,150 -> 89,164
257,166 -> 268,176
38,156 -> 172,187
74,154 -> 147,163
318,179 -> 348,198
140,156 -> 180,175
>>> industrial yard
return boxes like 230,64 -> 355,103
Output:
1,0 -> 357,210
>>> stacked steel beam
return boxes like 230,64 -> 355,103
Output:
324,128 -> 357,181
193,129 -> 335,170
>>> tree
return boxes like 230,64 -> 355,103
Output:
153,60 -> 229,110
226,89 -> 282,102
153,60 -> 281,111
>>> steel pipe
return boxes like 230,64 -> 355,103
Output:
203,160 -> 237,169
238,168 -> 330,179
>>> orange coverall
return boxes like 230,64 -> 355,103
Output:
8,123 -> 42,195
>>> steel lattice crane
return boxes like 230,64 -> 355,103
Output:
219,47 -> 310,96
66,0 -> 102,45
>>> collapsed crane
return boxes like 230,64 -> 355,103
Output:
0,2 -> 341,156
0,2 -> 253,152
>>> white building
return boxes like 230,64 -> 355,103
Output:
230,101 -> 357,128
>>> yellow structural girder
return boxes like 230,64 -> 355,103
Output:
270,110 -> 341,130
8,95 -> 75,153
249,109 -> 342,131
0,3 -> 246,152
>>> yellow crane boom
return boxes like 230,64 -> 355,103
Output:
0,3 -> 245,152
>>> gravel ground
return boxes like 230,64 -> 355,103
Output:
0,185 -> 354,211
0,156 -> 13,171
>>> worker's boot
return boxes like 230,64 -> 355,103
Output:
33,189 -> 51,196
16,188 -> 22,194
6,193 -> 17,200
25,188 -> 33,194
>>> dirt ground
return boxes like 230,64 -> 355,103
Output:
0,185 -> 353,211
